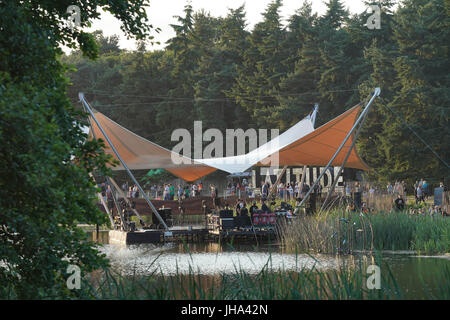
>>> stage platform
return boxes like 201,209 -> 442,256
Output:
108,225 -> 278,245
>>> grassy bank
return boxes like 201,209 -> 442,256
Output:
281,210 -> 450,254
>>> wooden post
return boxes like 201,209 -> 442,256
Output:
267,165 -> 288,200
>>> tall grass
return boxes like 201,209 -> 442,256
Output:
79,253 -> 450,300
281,210 -> 450,254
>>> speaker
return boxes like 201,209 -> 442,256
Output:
220,218 -> 234,230
219,209 -> 233,218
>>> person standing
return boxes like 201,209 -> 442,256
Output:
288,183 -> 294,201
134,184 -> 140,198
394,194 -> 405,211
235,199 -> 243,216
169,184 -> 175,200
198,182 -> 203,196
416,185 -> 423,204
163,184 -> 170,200
262,182 -> 268,200
278,182 -> 285,200
177,184 -> 183,200
249,202 -> 258,218
106,185 -> 114,210
422,180 -> 428,200
101,183 -> 107,203
345,183 -> 351,198
369,186 -> 375,197
387,182 -> 393,194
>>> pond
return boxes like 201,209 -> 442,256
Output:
97,241 -> 450,299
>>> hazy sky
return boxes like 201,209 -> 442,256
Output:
79,0 -> 370,52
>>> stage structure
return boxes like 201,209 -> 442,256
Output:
79,88 -> 379,234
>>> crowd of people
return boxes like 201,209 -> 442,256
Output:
225,178 -> 252,197
260,181 -> 322,201
119,181 -> 221,201
408,204 -> 448,217
218,198 -> 274,219
110,177 -> 447,218
385,179 -> 446,204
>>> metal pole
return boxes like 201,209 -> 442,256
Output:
79,93 -> 170,232
106,176 -> 127,231
90,172 -> 116,228
108,177 -> 146,225
311,103 -> 319,126
267,165 -> 288,200
295,88 -> 380,211
320,96 -> 372,212
268,104 -> 319,201
297,104 -> 319,202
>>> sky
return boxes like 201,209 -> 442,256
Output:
70,0 -> 369,52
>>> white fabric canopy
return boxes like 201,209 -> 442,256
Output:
194,115 -> 315,173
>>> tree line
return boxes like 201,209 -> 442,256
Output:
63,0 -> 449,185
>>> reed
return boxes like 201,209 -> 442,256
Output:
79,252 -> 450,300
281,210 -> 450,254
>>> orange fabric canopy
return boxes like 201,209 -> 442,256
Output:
89,111 -> 217,182
256,104 -> 370,170
88,104 -> 369,183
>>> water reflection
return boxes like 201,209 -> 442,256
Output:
99,243 -> 343,276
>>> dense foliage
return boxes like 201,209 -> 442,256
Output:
64,0 -> 449,185
0,0 -> 154,298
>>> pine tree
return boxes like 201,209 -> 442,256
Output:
155,4 -> 198,147
376,0 -> 450,183
316,0 -> 355,120
230,0 -> 288,128
275,1 -> 320,129
355,0 -> 399,179
194,6 -> 250,131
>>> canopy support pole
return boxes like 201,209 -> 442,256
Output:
297,165 -> 308,196
106,176 -> 127,231
319,96 -> 372,212
108,177 -> 146,226
90,173 -> 116,228
295,88 -> 380,212
296,104 -> 318,202
79,93 -> 170,232
267,165 -> 288,200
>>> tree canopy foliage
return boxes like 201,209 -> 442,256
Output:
0,0 -> 154,298
64,0 -> 449,185
1,0 -> 449,299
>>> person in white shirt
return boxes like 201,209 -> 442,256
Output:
287,183 -> 294,201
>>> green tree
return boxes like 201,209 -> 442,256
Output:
376,0 -> 449,183
357,0 -> 449,184
230,0 -> 288,128
0,0 -> 153,299
155,4 -> 198,146
355,0 -> 399,179
194,6 -> 251,131
275,1 -> 321,129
